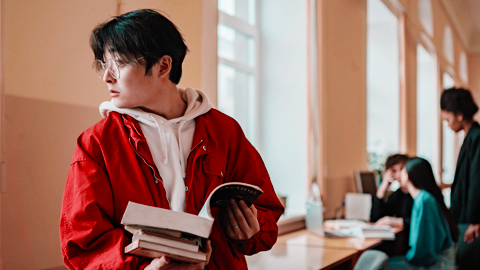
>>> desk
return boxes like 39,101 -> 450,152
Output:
280,229 -> 383,251
246,228 -> 403,270
246,245 -> 358,270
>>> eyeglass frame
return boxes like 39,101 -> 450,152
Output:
93,57 -> 145,80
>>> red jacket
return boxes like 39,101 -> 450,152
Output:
60,109 -> 284,270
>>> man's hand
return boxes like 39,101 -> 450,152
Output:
376,169 -> 393,199
464,224 -> 480,243
374,216 -> 403,227
144,240 -> 212,270
225,199 -> 260,240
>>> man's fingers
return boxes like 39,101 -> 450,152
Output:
144,257 -> 170,270
226,203 -> 238,227
239,201 -> 258,229
226,206 -> 242,239
250,204 -> 257,217
205,240 -> 213,264
230,199 -> 250,231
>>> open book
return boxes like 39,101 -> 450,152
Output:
122,182 -> 263,262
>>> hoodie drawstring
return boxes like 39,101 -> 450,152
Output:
150,115 -> 169,164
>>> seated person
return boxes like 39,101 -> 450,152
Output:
387,157 -> 459,269
371,154 -> 413,228
59,9 -> 284,270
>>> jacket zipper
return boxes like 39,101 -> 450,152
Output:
184,139 -> 204,180
189,139 -> 204,157
129,138 -> 162,184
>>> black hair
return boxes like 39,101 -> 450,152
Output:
90,9 -> 188,84
440,88 -> 478,121
384,154 -> 409,170
405,157 -> 459,242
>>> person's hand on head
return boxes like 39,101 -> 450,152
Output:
376,169 -> 393,199
143,240 -> 212,270
464,224 -> 480,243
225,199 -> 260,240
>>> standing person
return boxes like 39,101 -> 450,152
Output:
387,158 -> 459,269
441,87 -> 480,269
371,154 -> 413,229
59,9 -> 284,270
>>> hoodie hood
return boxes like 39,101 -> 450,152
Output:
99,87 -> 212,164
99,87 -> 212,125
99,87 -> 212,212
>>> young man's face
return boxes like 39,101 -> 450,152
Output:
390,162 -> 409,193
102,51 -> 161,110
389,163 -> 404,181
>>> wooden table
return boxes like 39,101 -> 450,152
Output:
247,228 -> 403,270
279,229 -> 384,251
246,244 -> 358,270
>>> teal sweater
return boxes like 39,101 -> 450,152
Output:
406,190 -> 452,266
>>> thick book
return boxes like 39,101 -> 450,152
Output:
125,240 -> 206,263
132,230 -> 200,252
122,182 -> 263,261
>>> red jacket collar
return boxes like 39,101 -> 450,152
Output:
120,111 -> 218,160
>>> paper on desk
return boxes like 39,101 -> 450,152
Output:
323,220 -> 395,240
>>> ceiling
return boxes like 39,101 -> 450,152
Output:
441,0 -> 480,52
465,0 -> 480,52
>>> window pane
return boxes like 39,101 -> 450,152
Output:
366,0 -> 400,168
259,0 -> 308,217
442,120 -> 455,184
218,0 -> 256,25
416,45 -> 436,165
217,63 -> 256,143
442,73 -> 455,184
218,24 -> 255,67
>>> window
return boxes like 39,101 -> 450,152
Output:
217,0 -> 309,218
418,0 -> 433,37
366,0 -> 400,170
217,0 -> 259,146
459,52 -> 468,85
442,73 -> 455,184
442,72 -> 455,207
416,44 -> 439,177
443,26 -> 454,65
259,0 -> 309,217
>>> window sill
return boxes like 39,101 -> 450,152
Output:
278,215 -> 306,235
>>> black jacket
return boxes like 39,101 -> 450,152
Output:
370,189 -> 414,228
451,122 -> 480,224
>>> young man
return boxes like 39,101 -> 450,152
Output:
60,9 -> 284,270
370,154 -> 413,254
371,154 -> 413,228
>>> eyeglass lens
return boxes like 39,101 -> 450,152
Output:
94,59 -> 120,79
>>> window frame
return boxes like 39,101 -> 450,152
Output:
217,0 -> 261,148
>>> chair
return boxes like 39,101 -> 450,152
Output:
353,250 -> 389,270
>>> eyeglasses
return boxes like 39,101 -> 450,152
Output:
93,57 -> 144,79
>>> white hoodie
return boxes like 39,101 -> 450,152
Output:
99,87 -> 212,212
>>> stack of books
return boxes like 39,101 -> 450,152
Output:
125,228 -> 206,263
121,182 -> 263,263
323,219 -> 395,240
